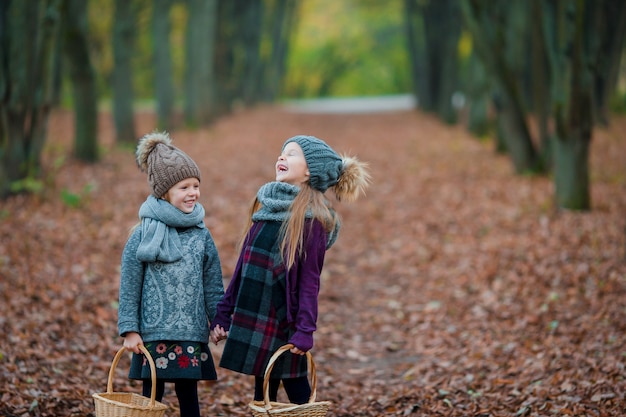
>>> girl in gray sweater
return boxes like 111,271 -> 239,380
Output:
118,132 -> 224,417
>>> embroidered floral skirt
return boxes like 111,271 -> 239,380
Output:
129,341 -> 217,381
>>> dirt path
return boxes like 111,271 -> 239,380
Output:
1,105 -> 625,416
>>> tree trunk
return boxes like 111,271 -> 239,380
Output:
240,0 -> 263,106
152,0 -> 175,131
112,0 -> 137,144
465,51 -> 491,137
0,0 -> 63,198
426,0 -> 461,124
591,0 -> 626,126
184,0 -> 217,127
553,134 -> 590,210
404,0 -> 461,123
64,0 -> 98,162
403,0 -> 424,110
460,0 -> 543,174
530,0 -> 552,168
545,0 -> 594,210
497,92 -> 541,172
215,0 -> 236,114
262,0 -> 297,102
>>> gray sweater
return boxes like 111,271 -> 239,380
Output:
118,225 -> 224,343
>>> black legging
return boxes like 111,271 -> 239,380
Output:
254,376 -> 311,404
143,379 -> 200,417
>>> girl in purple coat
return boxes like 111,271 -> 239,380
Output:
210,135 -> 370,404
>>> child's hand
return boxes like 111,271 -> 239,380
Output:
290,346 -> 306,356
123,332 -> 144,354
210,325 -> 228,345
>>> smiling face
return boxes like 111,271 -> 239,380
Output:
276,142 -> 310,186
162,177 -> 200,213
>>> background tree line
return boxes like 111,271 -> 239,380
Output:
0,0 -> 296,198
1,0 -> 624,210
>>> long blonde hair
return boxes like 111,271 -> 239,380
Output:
238,184 -> 335,270
239,154 -> 370,270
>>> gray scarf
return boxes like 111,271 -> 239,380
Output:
136,195 -> 206,262
252,181 -> 300,222
252,181 -> 340,249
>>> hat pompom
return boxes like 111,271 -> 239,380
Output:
136,131 -> 173,172
334,155 -> 371,202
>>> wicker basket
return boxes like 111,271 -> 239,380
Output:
248,344 -> 331,417
93,346 -> 168,417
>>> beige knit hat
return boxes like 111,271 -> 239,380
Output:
135,131 -> 201,198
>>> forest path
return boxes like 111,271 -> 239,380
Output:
282,94 -> 416,114
1,105 -> 624,416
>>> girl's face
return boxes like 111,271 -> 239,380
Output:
276,142 -> 310,186
163,177 -> 200,213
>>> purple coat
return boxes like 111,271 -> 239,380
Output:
211,219 -> 327,377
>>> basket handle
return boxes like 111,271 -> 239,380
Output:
262,344 -> 318,410
106,345 -> 159,408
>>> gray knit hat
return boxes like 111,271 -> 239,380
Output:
282,135 -> 343,193
135,131 -> 201,198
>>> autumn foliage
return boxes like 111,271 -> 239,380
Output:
0,106 -> 624,416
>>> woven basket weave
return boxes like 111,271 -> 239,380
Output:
248,344 -> 331,417
93,346 -> 168,417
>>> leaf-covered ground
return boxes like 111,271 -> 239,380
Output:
1,105 -> 625,416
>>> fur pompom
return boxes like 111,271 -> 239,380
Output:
334,155 -> 371,202
135,131 -> 172,172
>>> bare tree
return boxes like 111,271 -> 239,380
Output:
404,0 -> 462,124
152,0 -> 176,131
112,0 -> 138,144
184,0 -> 217,127
0,0 -> 64,198
64,0 -> 98,162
